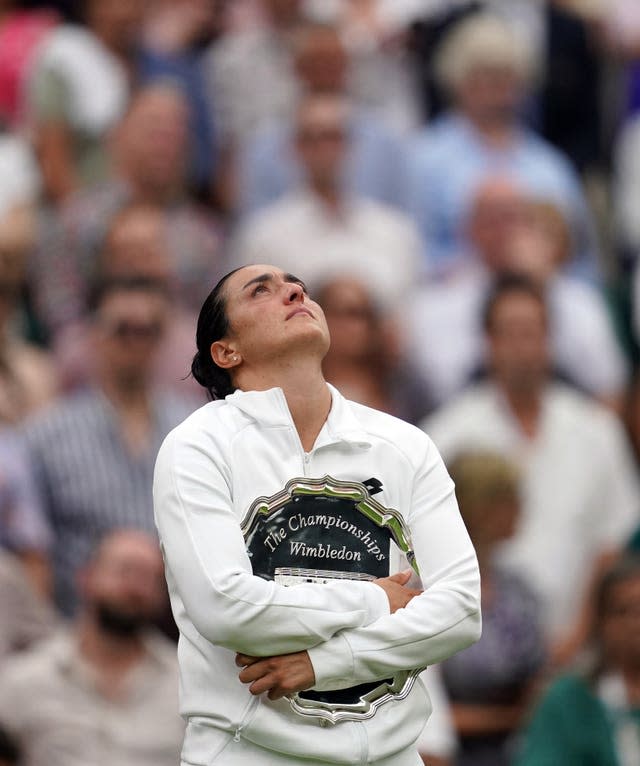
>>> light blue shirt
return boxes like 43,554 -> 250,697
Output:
237,111 -> 412,218
408,113 -> 599,281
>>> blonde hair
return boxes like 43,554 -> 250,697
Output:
435,13 -> 537,95
448,450 -> 520,527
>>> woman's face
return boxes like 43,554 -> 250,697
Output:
320,279 -> 378,362
219,265 -> 330,366
601,575 -> 640,671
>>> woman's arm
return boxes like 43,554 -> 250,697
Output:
305,440 -> 481,690
239,439 -> 481,695
153,430 -> 392,656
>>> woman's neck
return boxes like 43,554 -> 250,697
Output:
237,358 -> 331,451
284,376 -> 332,452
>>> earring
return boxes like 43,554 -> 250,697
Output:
233,356 -> 239,362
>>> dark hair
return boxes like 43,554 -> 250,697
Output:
594,553 -> 640,629
0,725 -> 20,765
582,553 -> 640,683
481,273 -> 547,333
191,268 -> 243,400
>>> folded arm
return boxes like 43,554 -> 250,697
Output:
153,432 -> 390,656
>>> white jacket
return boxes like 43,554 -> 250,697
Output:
153,385 -> 480,765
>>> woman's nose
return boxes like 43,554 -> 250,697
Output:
286,283 -> 304,302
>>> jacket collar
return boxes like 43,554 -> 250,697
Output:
226,384 -> 371,449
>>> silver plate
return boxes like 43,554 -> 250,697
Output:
241,475 -> 422,724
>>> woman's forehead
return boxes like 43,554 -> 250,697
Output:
226,265 -> 301,293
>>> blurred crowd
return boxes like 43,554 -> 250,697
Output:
2,0 -> 640,764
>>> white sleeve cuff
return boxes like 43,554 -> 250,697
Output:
359,580 -> 391,624
307,632 -> 355,692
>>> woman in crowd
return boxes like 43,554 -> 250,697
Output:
517,554 -> 640,766
440,450 -> 546,766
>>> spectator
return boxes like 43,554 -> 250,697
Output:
138,0 -> 217,190
406,177 -> 627,407
37,201 -> 213,396
516,554 -> 640,766
0,529 -> 184,766
0,550 -> 55,663
238,21 -> 411,216
0,1 -> 58,128
233,92 -> 421,312
22,277 -> 195,614
0,205 -> 58,422
423,276 -> 639,661
206,0 -> 303,147
26,0 -> 145,203
95,203 -> 206,398
31,82 -> 224,380
317,276 -> 432,424
441,450 -> 546,766
303,0 -> 422,133
411,1 -> 603,173
26,0 -> 215,203
408,12 -> 598,279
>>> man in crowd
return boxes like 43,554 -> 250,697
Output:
238,21 -> 410,216
32,81 -> 224,367
233,92 -> 421,313
408,12 -> 597,279
22,277 -> 195,614
405,176 -> 627,408
0,529 -> 184,766
423,276 -> 639,663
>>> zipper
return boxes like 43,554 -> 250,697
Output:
233,696 -> 260,743
274,387 -> 313,476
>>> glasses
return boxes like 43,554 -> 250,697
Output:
102,319 -> 164,341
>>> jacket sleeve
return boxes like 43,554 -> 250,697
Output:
152,429 -> 389,656
307,437 -> 481,690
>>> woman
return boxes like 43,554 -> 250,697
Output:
516,554 -> 640,766
440,451 -> 546,766
317,276 -> 433,424
153,264 -> 481,766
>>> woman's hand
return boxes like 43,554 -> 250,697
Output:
236,651 -> 315,700
374,569 -> 423,612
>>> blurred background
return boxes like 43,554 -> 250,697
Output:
1,1 -> 640,765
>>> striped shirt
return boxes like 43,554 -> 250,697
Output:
22,388 -> 196,615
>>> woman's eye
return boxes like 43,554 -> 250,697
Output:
252,284 -> 268,296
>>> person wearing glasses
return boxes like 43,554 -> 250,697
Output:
153,264 -> 481,766
22,276 -> 196,616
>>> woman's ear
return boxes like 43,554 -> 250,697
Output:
211,341 -> 241,370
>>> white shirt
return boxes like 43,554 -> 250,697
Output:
153,385 -> 480,765
0,629 -> 184,766
423,382 -> 639,641
233,190 -> 422,312
405,264 -> 628,405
